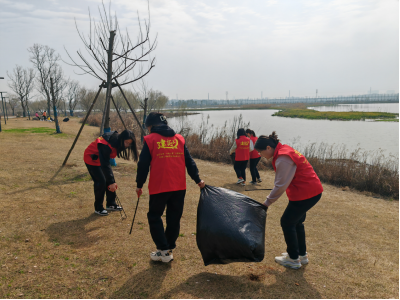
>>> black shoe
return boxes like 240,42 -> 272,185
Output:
95,209 -> 109,216
106,205 -> 122,211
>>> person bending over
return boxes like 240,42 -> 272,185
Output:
84,130 -> 138,216
229,128 -> 254,186
255,131 -> 323,269
136,112 -> 205,263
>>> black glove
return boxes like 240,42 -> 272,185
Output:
91,154 -> 99,160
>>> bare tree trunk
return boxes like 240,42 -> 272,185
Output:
46,92 -> 51,118
22,102 -> 26,118
26,101 -> 31,120
50,78 -> 61,133
100,30 -> 116,136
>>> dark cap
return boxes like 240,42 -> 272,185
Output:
145,112 -> 168,127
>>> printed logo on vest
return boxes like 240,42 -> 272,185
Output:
157,138 -> 178,149
98,137 -> 104,140
240,141 -> 249,146
294,149 -> 309,164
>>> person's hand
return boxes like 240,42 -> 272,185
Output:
198,180 -> 205,189
136,188 -> 143,198
108,183 -> 118,192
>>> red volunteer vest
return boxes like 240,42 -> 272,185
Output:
272,142 -> 323,201
83,137 -> 117,166
235,136 -> 251,161
144,133 -> 186,195
249,136 -> 261,159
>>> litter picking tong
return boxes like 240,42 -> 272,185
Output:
115,193 -> 127,219
129,196 -> 140,234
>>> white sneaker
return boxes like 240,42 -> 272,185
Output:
236,179 -> 244,184
275,255 -> 301,269
282,252 -> 308,264
150,250 -> 173,263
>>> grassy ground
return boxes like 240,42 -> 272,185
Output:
272,109 -> 398,121
0,118 -> 398,298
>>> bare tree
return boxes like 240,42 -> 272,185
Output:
7,94 -> 20,116
48,66 -> 69,133
148,89 -> 168,112
74,86 -> 87,115
64,0 -> 157,135
7,65 -> 36,118
133,80 -> 168,135
80,88 -> 97,112
28,44 -> 61,117
112,88 -> 137,113
65,80 -> 80,116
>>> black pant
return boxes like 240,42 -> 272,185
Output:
85,163 -> 116,211
249,157 -> 261,182
280,193 -> 322,259
147,190 -> 186,251
234,160 -> 248,181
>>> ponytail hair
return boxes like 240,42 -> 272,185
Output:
254,131 -> 280,151
245,129 -> 256,137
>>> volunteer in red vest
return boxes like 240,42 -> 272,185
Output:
84,130 -> 138,216
254,131 -> 323,269
246,129 -> 262,184
229,128 -> 254,186
136,112 -> 205,263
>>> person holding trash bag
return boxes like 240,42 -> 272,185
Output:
84,130 -> 139,216
246,129 -> 262,184
254,131 -> 323,269
229,128 -> 254,186
136,112 -> 205,263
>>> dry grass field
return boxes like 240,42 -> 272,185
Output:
0,117 -> 398,298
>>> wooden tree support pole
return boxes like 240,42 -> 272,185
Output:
49,81 -> 105,182
114,78 -> 146,137
110,95 -> 127,131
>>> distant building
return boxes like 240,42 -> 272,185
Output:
386,90 -> 395,94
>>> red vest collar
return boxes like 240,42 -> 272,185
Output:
272,142 -> 283,163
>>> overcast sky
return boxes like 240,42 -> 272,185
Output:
0,0 -> 398,100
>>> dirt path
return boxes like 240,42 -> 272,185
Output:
0,118 -> 398,298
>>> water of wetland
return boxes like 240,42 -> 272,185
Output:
168,103 -> 399,157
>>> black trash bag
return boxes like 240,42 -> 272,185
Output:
196,185 -> 267,266
63,117 -> 70,122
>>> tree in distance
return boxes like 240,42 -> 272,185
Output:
7,65 -> 36,119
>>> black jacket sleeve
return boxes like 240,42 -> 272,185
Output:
98,144 -> 115,184
184,145 -> 201,184
136,141 -> 152,188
